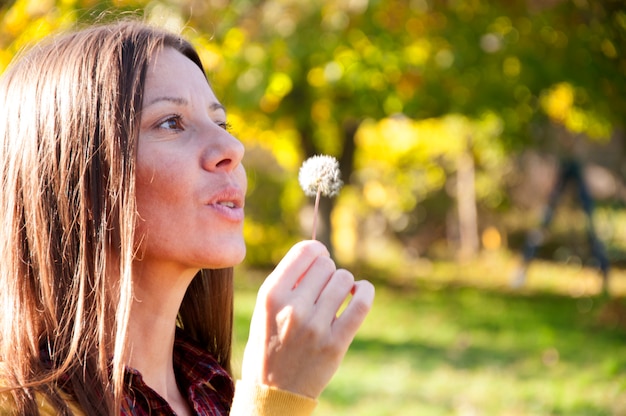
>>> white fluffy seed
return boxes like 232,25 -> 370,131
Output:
298,155 -> 343,197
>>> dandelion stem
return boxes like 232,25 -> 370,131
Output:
312,188 -> 321,240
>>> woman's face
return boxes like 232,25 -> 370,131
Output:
134,47 -> 246,275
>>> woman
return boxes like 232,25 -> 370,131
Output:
0,21 -> 374,415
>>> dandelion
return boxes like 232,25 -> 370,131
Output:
298,155 -> 343,240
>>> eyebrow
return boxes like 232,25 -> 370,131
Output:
146,96 -> 188,107
210,102 -> 226,112
145,96 -> 226,113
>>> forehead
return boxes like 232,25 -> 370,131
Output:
144,47 -> 218,103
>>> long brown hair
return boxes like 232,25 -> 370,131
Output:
0,21 -> 233,415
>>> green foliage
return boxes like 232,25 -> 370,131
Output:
181,0 -> 626,264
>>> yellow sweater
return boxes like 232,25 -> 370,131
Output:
0,380 -> 316,415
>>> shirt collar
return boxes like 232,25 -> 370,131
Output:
172,328 -> 234,400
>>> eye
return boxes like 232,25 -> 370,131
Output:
216,121 -> 232,132
157,115 -> 184,131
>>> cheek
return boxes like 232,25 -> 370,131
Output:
236,165 -> 248,194
134,157 -> 184,227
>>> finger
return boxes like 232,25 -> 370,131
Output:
292,255 -> 336,300
314,269 -> 356,323
331,280 -> 375,340
263,240 -> 330,293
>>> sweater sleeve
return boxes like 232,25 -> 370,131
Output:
230,380 -> 317,416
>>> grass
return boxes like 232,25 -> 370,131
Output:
231,252 -> 626,415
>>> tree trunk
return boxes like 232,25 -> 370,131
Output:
456,138 -> 479,260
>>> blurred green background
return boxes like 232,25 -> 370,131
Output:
2,0 -> 625,414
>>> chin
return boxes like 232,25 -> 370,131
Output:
204,243 -> 246,269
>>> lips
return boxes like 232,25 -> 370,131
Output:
209,187 -> 244,208
206,186 -> 245,222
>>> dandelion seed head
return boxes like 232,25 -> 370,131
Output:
298,155 -> 343,197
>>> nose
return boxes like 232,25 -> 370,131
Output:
201,127 -> 245,173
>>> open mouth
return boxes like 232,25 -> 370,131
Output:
217,201 -> 237,208
207,186 -> 245,218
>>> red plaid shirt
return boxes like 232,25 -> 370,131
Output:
121,330 -> 234,415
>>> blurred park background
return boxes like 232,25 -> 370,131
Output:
2,0 -> 626,414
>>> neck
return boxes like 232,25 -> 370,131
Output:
126,261 -> 198,408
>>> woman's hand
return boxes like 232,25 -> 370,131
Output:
240,240 -> 375,399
